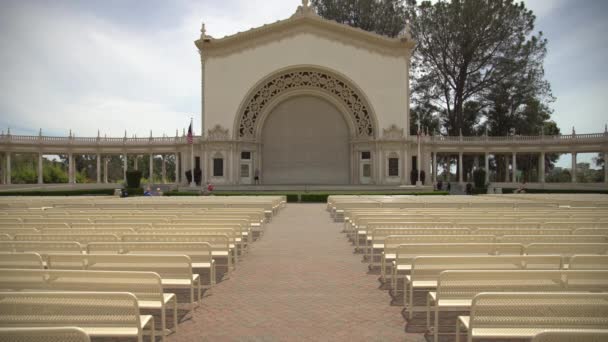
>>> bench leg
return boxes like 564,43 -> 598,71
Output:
173,296 -> 178,334
408,282 -> 415,320
426,296 -> 431,332
211,261 -> 216,285
197,278 -> 202,304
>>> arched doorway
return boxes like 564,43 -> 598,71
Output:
262,95 -> 350,184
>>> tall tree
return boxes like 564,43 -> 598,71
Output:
311,0 -> 407,37
407,0 -> 549,136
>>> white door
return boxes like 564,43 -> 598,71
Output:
359,162 -> 371,184
359,151 -> 371,184
240,162 -> 252,184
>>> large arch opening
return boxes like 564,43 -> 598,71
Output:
262,95 -> 350,184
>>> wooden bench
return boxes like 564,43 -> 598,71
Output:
402,255 -> 562,318
0,269 -> 175,340
86,242 -> 216,285
0,252 -> 43,269
531,330 -> 608,342
0,327 -> 91,342
0,291 -> 155,342
428,270 -> 608,342
47,253 -> 203,305
456,292 -> 608,342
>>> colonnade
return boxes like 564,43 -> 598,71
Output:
0,152 -> 180,185
429,151 -> 608,185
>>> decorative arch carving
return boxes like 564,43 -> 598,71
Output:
237,68 -> 376,139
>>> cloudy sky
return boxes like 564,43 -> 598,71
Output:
0,0 -> 606,143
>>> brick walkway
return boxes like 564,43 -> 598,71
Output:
168,203 -> 424,342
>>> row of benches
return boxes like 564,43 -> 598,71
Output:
0,195 -> 285,341
331,194 -> 608,341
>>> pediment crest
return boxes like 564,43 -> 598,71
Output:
207,125 -> 230,141
383,124 -> 404,140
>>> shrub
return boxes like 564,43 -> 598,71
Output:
301,194 -> 329,202
125,170 -> 142,188
473,169 -> 486,189
286,194 -> 299,203
0,189 -> 115,196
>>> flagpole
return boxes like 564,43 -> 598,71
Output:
190,117 -> 196,187
416,119 -> 422,186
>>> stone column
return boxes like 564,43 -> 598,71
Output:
484,152 -> 490,184
6,153 -> 11,185
68,153 -> 74,184
161,155 -> 167,184
432,152 -> 438,183
571,152 -> 577,183
174,153 -> 180,184
458,152 -> 463,183
123,153 -> 127,183
104,158 -> 108,183
134,155 -> 138,171
96,154 -> 101,183
403,147 -> 409,185
505,155 -> 510,182
37,152 -> 43,184
149,154 -> 154,184
539,151 -> 545,183
512,152 -> 517,183
604,151 -> 608,184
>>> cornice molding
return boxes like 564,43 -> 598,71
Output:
195,12 -> 414,58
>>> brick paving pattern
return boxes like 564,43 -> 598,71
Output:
168,203 -> 425,342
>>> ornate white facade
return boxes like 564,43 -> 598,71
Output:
1,1 -> 607,188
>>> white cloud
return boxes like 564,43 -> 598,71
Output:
0,0 -> 605,140
522,0 -> 567,18
0,0 -> 303,137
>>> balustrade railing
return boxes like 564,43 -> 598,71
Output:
0,131 -> 606,147
0,134 -> 191,146
427,132 -> 608,144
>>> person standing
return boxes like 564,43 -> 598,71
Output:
254,168 -> 260,185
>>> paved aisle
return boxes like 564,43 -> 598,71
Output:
170,203 -> 424,342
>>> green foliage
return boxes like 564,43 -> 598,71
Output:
0,189 -> 115,196
472,169 -> 486,189
311,0 -> 407,37
43,162 -> 68,183
502,188 -> 608,195
407,0 -> 552,137
286,194 -> 299,203
301,194 -> 330,202
125,170 -> 142,188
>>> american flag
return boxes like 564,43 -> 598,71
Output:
187,121 -> 193,144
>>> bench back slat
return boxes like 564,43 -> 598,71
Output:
0,291 -> 142,329
470,292 -> 608,330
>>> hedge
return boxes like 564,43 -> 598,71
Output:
0,189 -> 115,196
301,194 -> 329,202
502,188 -> 608,194
286,194 -> 299,203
